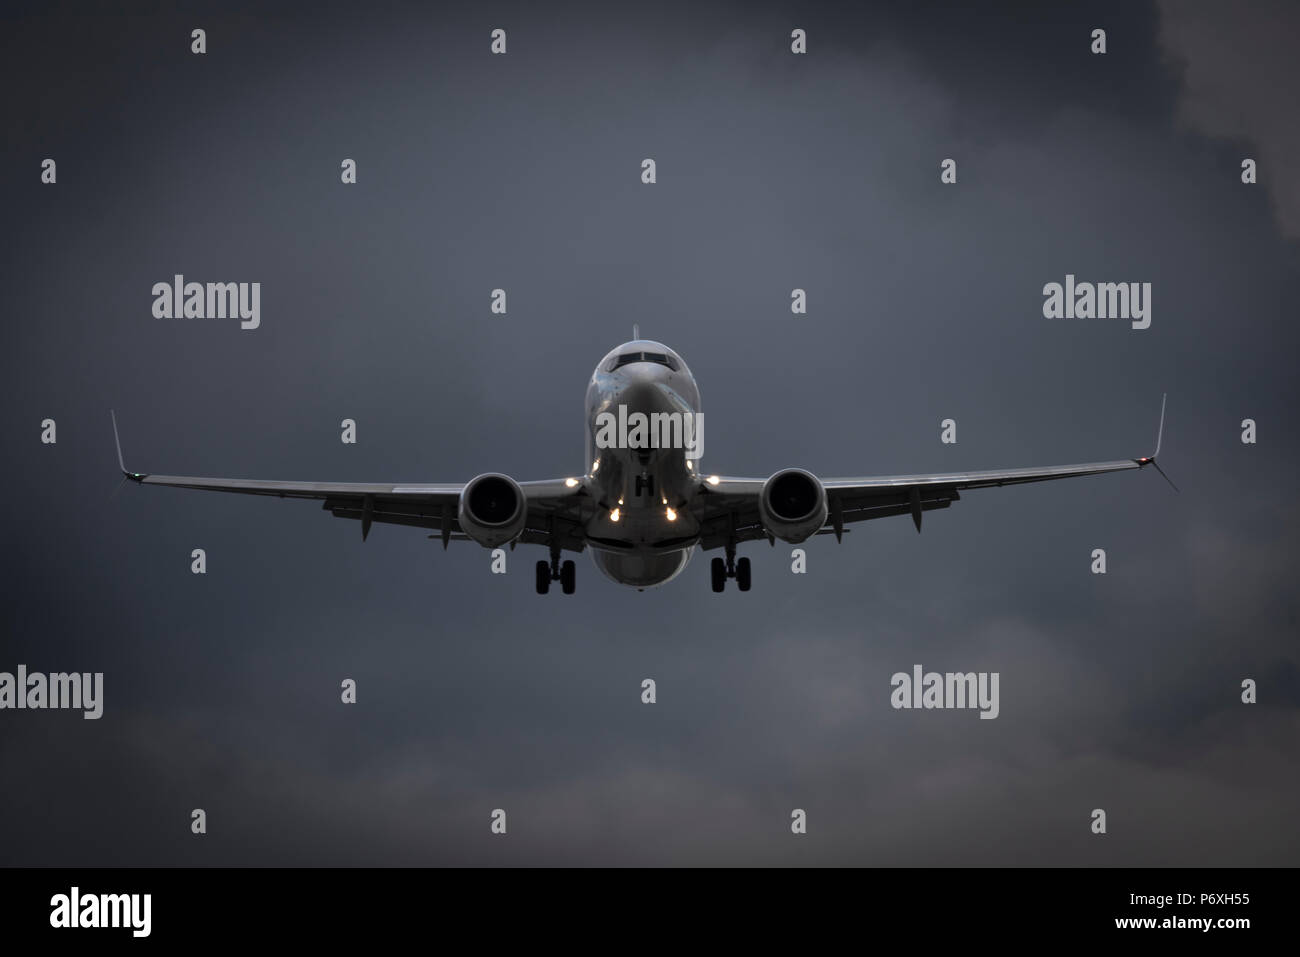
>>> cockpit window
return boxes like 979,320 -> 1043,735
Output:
606,351 -> 678,372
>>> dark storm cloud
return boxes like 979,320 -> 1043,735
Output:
1156,0 -> 1300,237
1,0 -> 1297,865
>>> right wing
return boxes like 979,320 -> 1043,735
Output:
111,413 -> 590,551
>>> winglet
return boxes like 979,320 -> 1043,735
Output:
110,410 -> 145,482
1135,394 -> 1178,492
1153,392 -> 1167,459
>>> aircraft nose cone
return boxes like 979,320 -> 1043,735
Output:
616,377 -> 678,413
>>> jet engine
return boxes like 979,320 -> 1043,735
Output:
759,468 -> 828,544
458,473 -> 527,547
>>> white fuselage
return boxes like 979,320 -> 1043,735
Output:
583,340 -> 702,587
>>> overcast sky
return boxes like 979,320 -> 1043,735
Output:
2,0 -> 1297,865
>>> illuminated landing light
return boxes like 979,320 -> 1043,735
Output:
564,477 -> 579,488
706,475 -> 721,486
610,508 -> 621,523
665,507 -> 677,522
592,460 -> 600,472
686,460 -> 694,470
618,497 -> 624,506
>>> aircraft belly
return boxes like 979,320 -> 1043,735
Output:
590,546 -> 695,588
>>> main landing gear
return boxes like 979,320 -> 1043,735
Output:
711,543 -> 750,593
536,545 -> 575,595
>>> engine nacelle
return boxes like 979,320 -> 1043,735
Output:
458,473 -> 527,547
759,468 -> 828,544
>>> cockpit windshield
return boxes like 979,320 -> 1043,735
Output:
606,351 -> 678,373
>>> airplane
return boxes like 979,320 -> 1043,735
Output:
111,333 -> 1173,594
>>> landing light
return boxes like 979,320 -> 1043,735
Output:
707,475 -> 721,486
564,477 -> 579,488
666,507 -> 677,521
610,508 -> 621,523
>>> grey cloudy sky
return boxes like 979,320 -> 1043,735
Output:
2,0 -> 1297,865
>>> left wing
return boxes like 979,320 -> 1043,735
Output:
694,398 -> 1173,549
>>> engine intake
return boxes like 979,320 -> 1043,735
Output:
458,473 -> 527,547
759,468 -> 828,544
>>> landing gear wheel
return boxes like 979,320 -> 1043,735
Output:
535,560 -> 551,595
560,559 -> 576,594
736,556 -> 751,592
711,557 -> 726,593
